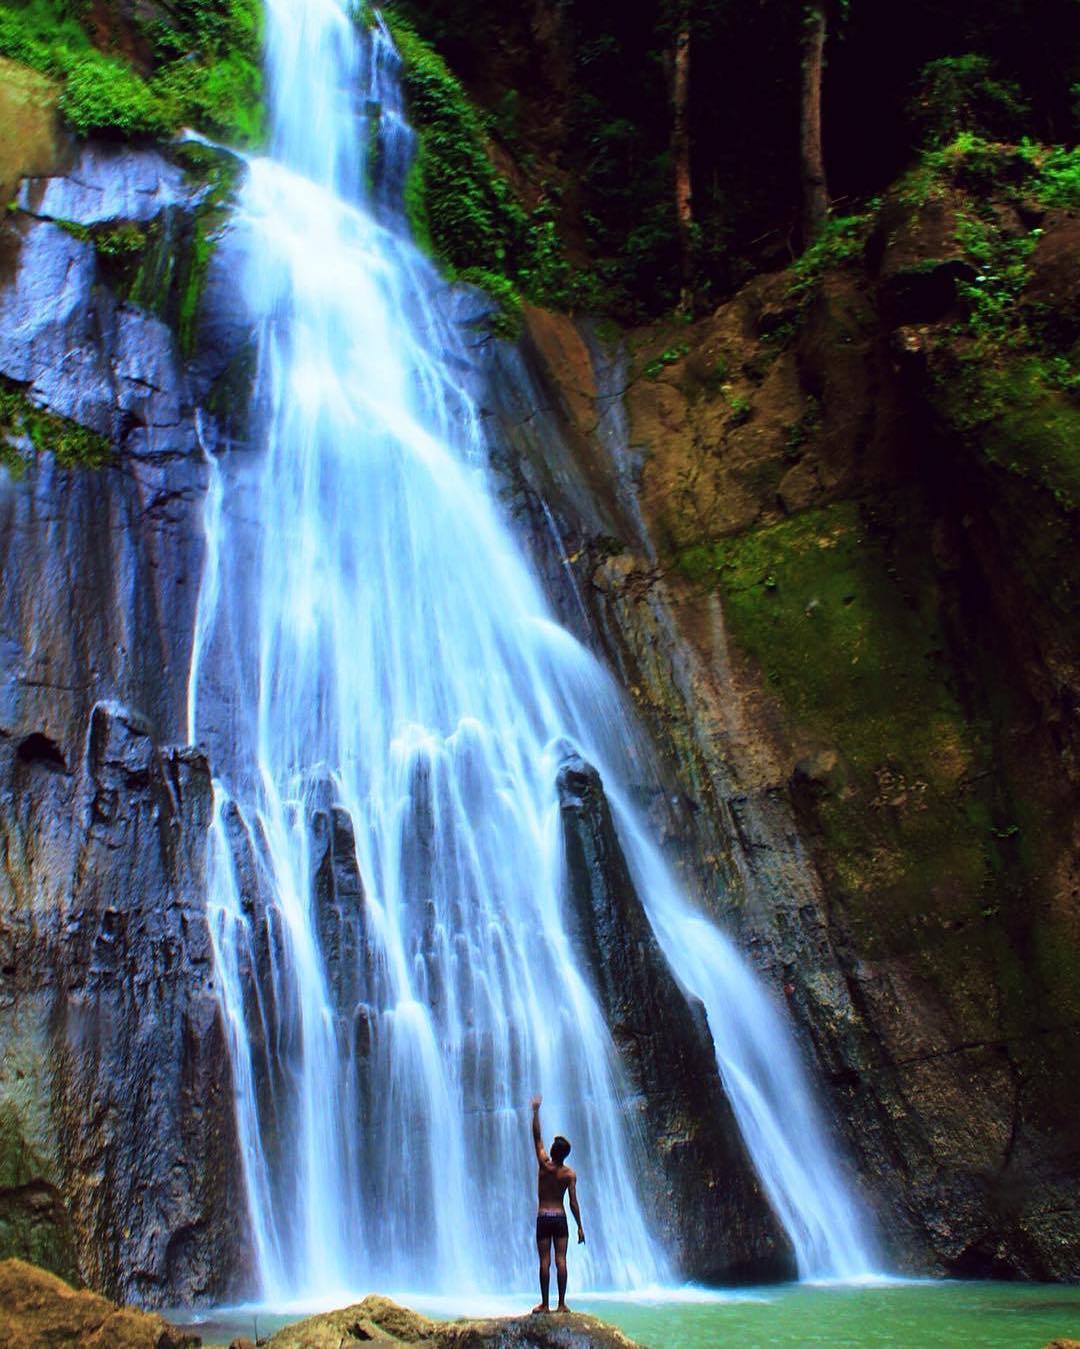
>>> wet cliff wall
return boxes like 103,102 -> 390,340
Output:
0,71 -> 256,1302
472,157 -> 1079,1280
0,67 -> 792,1299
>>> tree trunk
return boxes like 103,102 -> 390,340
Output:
672,11 -> 694,310
800,2 -> 829,242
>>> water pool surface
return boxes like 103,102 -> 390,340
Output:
177,1281 -> 1080,1347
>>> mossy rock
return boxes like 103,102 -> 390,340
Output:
0,377 -> 110,476
0,57 -> 67,202
0,1108 -> 77,1284
676,497 -> 1044,954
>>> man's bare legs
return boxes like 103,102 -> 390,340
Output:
554,1233 -> 570,1311
533,1234 -> 552,1313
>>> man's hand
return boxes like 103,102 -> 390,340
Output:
530,1095 -> 542,1110
577,1227 -> 586,1245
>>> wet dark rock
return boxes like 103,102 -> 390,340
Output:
17,145 -> 195,227
555,749 -> 793,1283
0,139 -> 254,1304
0,702 -> 249,1305
312,802 -> 375,1015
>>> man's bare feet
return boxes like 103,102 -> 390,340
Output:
531,1304 -> 549,1315
555,1304 -> 571,1313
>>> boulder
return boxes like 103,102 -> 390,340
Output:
0,1258 -> 198,1347
267,1297 -> 642,1348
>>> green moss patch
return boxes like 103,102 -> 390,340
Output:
0,378 -> 110,475
0,1103 -> 76,1281
895,136 -> 1080,526
935,355 -> 1080,513
678,501 -> 1000,949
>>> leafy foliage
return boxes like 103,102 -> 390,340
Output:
60,52 -> 171,137
1018,140 -> 1080,210
895,134 -> 1080,512
386,8 -> 588,324
786,203 -> 879,305
642,342 -> 688,379
909,54 -> 1030,148
0,0 -> 264,145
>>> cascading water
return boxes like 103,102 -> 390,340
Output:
187,0 -> 877,1301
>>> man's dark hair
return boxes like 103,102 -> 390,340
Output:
551,1136 -> 571,1164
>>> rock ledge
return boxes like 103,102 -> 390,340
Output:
266,1296 -> 642,1348
0,1258 -> 197,1347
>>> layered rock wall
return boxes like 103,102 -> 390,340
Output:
0,127 -> 253,1303
474,202 -> 1079,1278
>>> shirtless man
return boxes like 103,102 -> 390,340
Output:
529,1095 -> 584,1314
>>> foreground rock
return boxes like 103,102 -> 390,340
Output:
267,1296 -> 641,1348
0,1258 -> 198,1347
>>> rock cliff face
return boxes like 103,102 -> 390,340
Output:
0,108 -> 254,1303
473,184 -> 1078,1279
0,59 -> 1075,1308
556,750 -> 791,1283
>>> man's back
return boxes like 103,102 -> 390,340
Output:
537,1160 -> 574,1212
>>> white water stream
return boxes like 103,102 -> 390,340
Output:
187,0 -> 877,1300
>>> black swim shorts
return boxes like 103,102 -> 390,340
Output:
536,1212 -> 569,1241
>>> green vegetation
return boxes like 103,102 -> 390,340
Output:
60,51 -> 171,137
454,267 -> 523,339
55,218 -> 147,255
894,135 -> 1080,513
908,54 -> 1030,148
385,8 -> 590,329
0,378 -> 110,475
0,0 -> 264,145
642,342 -> 688,379
676,500 -> 1003,948
786,203 -> 879,307
171,143 -> 247,354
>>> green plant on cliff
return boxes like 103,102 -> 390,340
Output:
384,9 -> 583,323
894,132 -> 1080,513
784,200 -> 880,309
0,0 -> 264,145
953,210 -> 1037,343
642,341 -> 689,379
61,52 -> 172,137
146,0 -> 265,146
170,145 -> 248,356
1018,139 -> 1080,210
0,379 -> 110,475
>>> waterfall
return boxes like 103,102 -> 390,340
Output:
187,0 -> 877,1300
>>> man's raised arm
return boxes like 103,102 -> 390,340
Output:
530,1095 -> 551,1168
